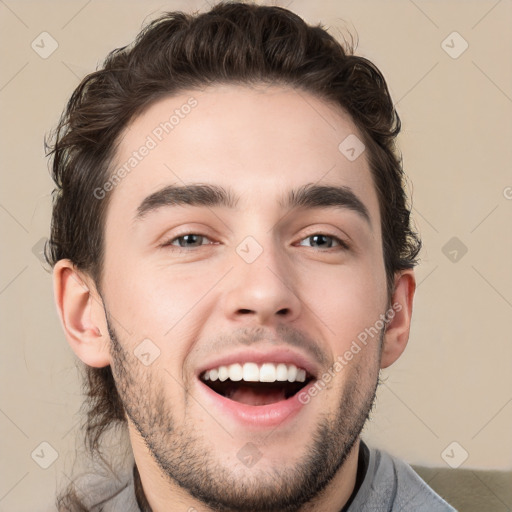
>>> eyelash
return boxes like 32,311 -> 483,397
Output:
162,232 -> 350,252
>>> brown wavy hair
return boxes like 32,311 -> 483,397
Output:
46,1 -> 421,509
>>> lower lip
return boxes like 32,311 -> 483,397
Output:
197,379 -> 316,428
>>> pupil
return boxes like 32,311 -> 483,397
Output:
181,234 -> 201,247
311,234 -> 330,248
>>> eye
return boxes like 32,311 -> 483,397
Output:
161,232 -> 349,251
163,233 -> 214,249
297,233 -> 349,250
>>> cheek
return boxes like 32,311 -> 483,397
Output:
104,258 -> 219,354
302,264 -> 386,349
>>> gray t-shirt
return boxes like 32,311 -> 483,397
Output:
72,441 -> 456,511
345,441 -> 456,511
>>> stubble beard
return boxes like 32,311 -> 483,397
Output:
106,312 -> 381,512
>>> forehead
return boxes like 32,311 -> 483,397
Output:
106,84 -> 379,226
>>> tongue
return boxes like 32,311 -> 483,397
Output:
228,384 -> 287,406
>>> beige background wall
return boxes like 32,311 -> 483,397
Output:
0,0 -> 510,510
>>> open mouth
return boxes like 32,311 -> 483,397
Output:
199,363 -> 315,406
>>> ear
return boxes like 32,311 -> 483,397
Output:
53,259 -> 111,367
380,269 -> 416,369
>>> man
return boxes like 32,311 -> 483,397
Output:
46,2 -> 455,511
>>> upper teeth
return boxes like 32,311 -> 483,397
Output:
203,362 -> 307,383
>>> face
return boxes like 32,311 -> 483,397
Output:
100,84 -> 389,511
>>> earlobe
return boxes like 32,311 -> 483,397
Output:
380,270 -> 416,369
53,259 -> 111,368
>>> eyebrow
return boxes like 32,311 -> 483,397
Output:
135,183 -> 371,227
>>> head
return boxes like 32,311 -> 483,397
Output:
48,2 -> 420,511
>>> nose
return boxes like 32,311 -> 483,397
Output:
222,239 -> 302,327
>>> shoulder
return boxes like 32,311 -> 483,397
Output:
348,442 -> 457,511
61,458 -> 139,511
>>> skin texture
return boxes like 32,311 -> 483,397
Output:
53,84 -> 416,512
